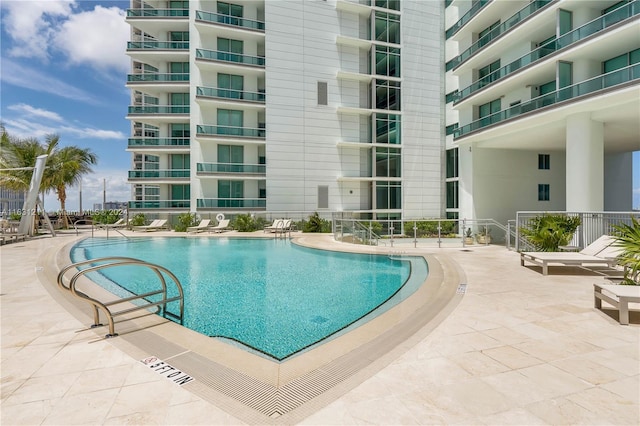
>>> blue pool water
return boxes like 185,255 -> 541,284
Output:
70,237 -> 428,360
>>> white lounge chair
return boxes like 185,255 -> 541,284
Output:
95,218 -> 127,229
264,219 -> 284,233
209,219 -> 230,233
187,219 -> 211,233
521,235 -> 619,275
133,219 -> 168,232
594,283 -> 640,325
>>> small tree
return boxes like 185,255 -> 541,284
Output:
232,214 -> 257,232
612,217 -> 640,285
519,214 -> 581,252
174,213 -> 198,232
303,212 -> 331,233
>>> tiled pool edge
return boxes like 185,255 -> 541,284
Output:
37,233 -> 465,424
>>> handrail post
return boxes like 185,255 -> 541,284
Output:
437,220 -> 442,248
389,224 -> 394,247
413,224 -> 417,248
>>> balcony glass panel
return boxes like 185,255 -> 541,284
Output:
446,0 -> 553,71
445,0 -> 491,39
454,1 -> 639,102
128,105 -> 190,114
197,163 -> 266,174
128,200 -> 190,208
195,10 -> 265,31
196,49 -> 265,66
128,169 -> 191,178
197,198 -> 267,208
127,8 -> 188,17
454,63 -> 640,138
127,41 -> 189,49
127,73 -> 189,82
196,86 -> 265,102
128,138 -> 190,147
197,125 -> 265,138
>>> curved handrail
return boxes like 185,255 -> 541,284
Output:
57,257 -> 184,337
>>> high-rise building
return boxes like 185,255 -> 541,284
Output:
445,0 -> 639,224
125,0 -> 443,221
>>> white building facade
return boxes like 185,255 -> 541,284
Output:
445,0 -> 639,225
125,0 -> 444,221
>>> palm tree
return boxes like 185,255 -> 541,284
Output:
48,145 -> 97,227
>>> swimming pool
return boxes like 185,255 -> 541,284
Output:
70,237 -> 428,360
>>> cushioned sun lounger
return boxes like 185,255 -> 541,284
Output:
521,235 -> 618,275
594,283 -> 640,325
209,219 -> 230,233
187,219 -> 211,233
133,219 -> 168,232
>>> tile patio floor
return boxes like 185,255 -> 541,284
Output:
1,230 -> 638,425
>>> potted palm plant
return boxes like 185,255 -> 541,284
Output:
464,227 -> 474,245
476,228 -> 492,244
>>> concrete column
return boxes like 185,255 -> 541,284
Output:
566,113 -> 604,211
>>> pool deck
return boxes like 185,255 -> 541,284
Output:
1,230 -> 638,425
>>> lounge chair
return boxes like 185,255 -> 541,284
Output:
209,219 -> 230,233
594,283 -> 640,325
187,219 -> 211,233
95,218 -> 127,230
520,235 -> 619,275
264,219 -> 284,233
132,219 -> 168,232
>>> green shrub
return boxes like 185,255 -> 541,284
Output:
519,214 -> 581,252
404,219 -> 457,237
303,212 -> 332,233
9,212 -> 21,221
92,210 -> 121,225
612,217 -> 640,285
232,214 -> 257,232
130,213 -> 146,227
174,213 -> 198,232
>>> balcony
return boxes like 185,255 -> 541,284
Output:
127,73 -> 189,82
197,198 -> 266,209
128,169 -> 191,179
446,0 -> 554,71
127,41 -> 189,50
445,0 -> 491,39
128,200 -> 190,209
454,63 -> 640,139
195,10 -> 265,31
196,49 -> 265,67
128,105 -> 190,114
128,138 -> 190,147
197,163 -> 266,175
453,1 -> 640,103
127,8 -> 188,17
197,125 -> 265,139
196,86 -> 265,103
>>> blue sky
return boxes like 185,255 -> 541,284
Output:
1,1 -> 639,212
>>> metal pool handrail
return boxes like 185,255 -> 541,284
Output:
57,256 -> 184,338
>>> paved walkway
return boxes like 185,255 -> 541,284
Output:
1,231 -> 638,425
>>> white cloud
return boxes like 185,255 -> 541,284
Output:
1,59 -> 96,102
54,6 -> 129,72
3,104 -> 126,141
7,103 -> 64,122
1,1 -> 129,72
1,0 -> 75,60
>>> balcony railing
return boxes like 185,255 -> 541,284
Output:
197,125 -> 265,138
128,105 -> 190,114
128,138 -> 190,147
195,10 -> 265,31
197,198 -> 266,208
127,8 -> 188,17
128,169 -> 191,179
127,41 -> 189,50
454,63 -> 640,139
454,1 -> 639,103
197,163 -> 266,174
127,73 -> 189,82
196,86 -> 265,103
196,49 -> 265,66
445,0 -> 491,39
446,0 -> 554,71
128,200 -> 190,209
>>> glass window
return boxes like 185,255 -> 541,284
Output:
558,61 -> 572,88
317,81 -> 328,105
375,113 -> 401,144
170,154 -> 189,170
217,109 -> 243,128
171,184 -> 190,201
217,1 -> 243,17
218,73 -> 243,99
602,1 -> 629,14
375,45 -> 401,77
171,123 -> 190,138
374,11 -> 400,44
479,99 -> 500,119
218,145 -> 243,163
218,180 -> 244,199
558,9 -> 572,36
445,123 -> 459,136
446,148 -> 458,178
478,20 -> 500,48
446,181 -> 458,209
170,31 -> 189,42
170,62 -> 189,74
375,79 -> 401,111
375,147 -> 401,178
538,154 -> 550,170
538,184 -> 550,201
218,37 -> 243,53
478,60 -> 500,86
375,0 -> 400,11
375,181 -> 401,209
